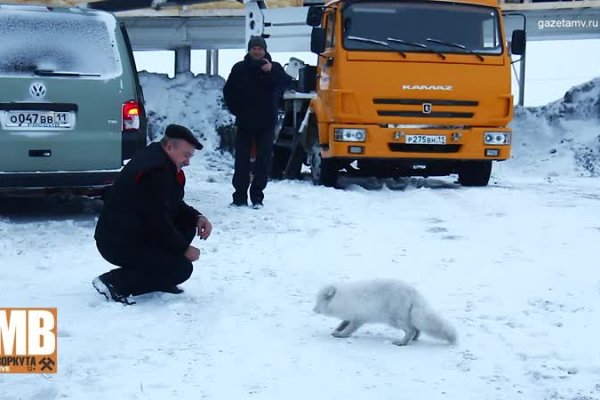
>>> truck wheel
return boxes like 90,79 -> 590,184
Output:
458,160 -> 492,187
310,142 -> 338,187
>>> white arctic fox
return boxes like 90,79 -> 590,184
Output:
313,279 -> 457,346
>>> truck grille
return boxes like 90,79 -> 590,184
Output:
374,98 -> 477,119
378,110 -> 473,118
388,144 -> 462,153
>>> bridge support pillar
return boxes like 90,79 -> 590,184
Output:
175,46 -> 191,76
206,49 -> 219,75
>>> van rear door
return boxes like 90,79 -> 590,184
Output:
0,6 -> 129,173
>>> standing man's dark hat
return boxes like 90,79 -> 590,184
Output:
248,36 -> 267,52
165,124 -> 203,150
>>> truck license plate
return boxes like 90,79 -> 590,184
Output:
405,135 -> 446,145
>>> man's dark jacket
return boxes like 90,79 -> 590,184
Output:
223,52 -> 291,132
94,142 -> 200,255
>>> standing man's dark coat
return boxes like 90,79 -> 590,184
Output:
223,36 -> 291,207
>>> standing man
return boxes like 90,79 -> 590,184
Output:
93,124 -> 213,305
223,35 -> 291,208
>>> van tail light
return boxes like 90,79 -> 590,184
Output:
122,100 -> 140,132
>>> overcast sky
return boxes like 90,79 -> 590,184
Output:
134,39 -> 600,107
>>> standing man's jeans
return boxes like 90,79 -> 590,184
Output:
96,218 -> 196,296
232,127 -> 274,205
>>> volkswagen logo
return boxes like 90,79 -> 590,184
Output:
422,103 -> 432,114
29,82 -> 47,99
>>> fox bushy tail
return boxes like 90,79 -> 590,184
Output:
411,302 -> 457,344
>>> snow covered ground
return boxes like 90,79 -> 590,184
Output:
1,73 -> 600,400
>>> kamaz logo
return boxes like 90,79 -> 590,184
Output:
402,85 -> 453,91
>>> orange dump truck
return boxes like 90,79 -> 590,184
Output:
258,0 -> 525,186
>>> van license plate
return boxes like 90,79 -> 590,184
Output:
4,111 -> 72,129
405,135 -> 446,145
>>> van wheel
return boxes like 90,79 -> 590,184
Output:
310,142 -> 338,187
458,161 -> 492,187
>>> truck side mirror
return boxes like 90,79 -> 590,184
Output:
511,29 -> 526,56
306,6 -> 323,27
311,27 -> 326,54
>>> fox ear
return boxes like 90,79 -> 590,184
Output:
324,285 -> 336,299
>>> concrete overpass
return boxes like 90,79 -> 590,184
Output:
116,8 -> 245,51
117,8 -> 245,76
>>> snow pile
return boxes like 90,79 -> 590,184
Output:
510,79 -> 600,178
138,71 -> 234,151
533,77 -> 600,121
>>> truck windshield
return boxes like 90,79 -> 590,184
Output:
342,1 -> 503,56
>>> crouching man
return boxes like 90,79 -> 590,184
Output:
93,124 -> 212,304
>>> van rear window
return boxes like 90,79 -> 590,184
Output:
0,9 -> 122,78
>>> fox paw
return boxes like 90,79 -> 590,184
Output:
332,331 -> 351,338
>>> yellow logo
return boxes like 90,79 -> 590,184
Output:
0,308 -> 57,373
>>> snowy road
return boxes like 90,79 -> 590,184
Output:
1,171 -> 600,400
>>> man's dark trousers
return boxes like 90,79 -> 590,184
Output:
232,127 -> 273,205
96,218 -> 195,296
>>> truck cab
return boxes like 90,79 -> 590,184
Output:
255,0 -> 525,187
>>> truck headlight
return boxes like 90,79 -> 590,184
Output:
334,128 -> 367,142
484,132 -> 511,145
